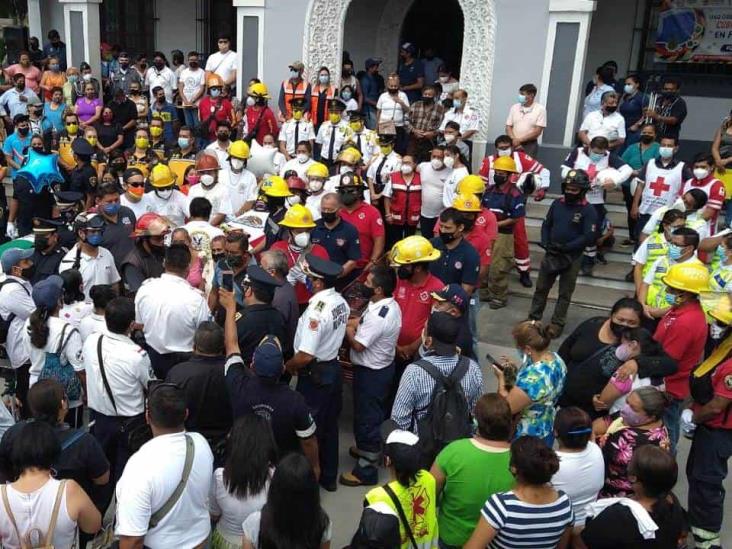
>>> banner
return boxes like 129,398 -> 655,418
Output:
655,1 -> 732,63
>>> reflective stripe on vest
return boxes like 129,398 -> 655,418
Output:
642,232 -> 668,279
647,256 -> 670,308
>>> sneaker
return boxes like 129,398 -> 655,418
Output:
339,471 -> 377,487
546,323 -> 564,339
624,268 -> 634,282
518,272 -> 533,288
620,238 -> 636,248
489,299 -> 507,310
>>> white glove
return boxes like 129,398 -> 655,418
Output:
5,222 -> 17,240
286,266 -> 307,286
681,408 -> 696,438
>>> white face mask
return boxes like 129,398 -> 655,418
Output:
296,153 -> 309,163
444,133 -> 456,143
308,179 -> 324,192
286,195 -> 301,207
693,168 -> 710,180
156,188 -> 173,200
497,148 -> 512,157
401,164 -> 414,175
431,158 -> 443,170
340,165 -> 353,175
263,144 -> 275,149
200,174 -> 215,186
246,96 -> 256,107
439,76 -> 449,83
230,158 -> 245,171
293,231 -> 310,248
444,156 -> 455,169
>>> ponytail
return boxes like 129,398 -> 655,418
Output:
512,320 -> 551,352
29,307 -> 50,349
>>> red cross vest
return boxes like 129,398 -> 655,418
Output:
640,160 -> 685,215
388,172 -> 422,226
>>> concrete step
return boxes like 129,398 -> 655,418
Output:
529,250 -> 634,289
525,224 -> 633,260
526,199 -> 630,231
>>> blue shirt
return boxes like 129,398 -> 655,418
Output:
0,88 -> 41,119
620,142 -> 660,171
2,132 -> 32,176
359,73 -> 381,104
43,101 -> 65,133
310,218 -> 361,267
482,187 -> 526,233
428,237 -> 480,287
43,42 -> 67,71
619,91 -> 646,131
397,59 -> 425,103
148,102 -> 178,141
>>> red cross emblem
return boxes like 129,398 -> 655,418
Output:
649,177 -> 670,197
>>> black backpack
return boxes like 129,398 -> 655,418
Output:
0,279 -> 29,345
413,357 -> 472,464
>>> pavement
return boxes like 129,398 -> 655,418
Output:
322,296 -> 732,548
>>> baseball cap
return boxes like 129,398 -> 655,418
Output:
1,248 -> 34,273
252,335 -> 284,378
386,429 -> 419,446
32,275 -> 64,309
289,60 -> 305,72
365,57 -> 382,69
400,42 -> 416,54
431,283 -> 468,314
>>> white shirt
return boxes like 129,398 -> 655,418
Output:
418,162 -> 452,218
278,119 -> 315,155
181,220 -> 224,260
179,67 -> 206,105
551,443 -> 605,526
219,168 -> 258,217
83,330 -> 153,417
115,432 -> 213,547
205,141 -> 232,168
293,287 -> 349,361
209,467 -> 268,545
350,297 -> 401,370
348,129 -> 379,165
439,105 -> 480,134
59,246 -> 121,301
376,92 -> 409,126
205,50 -> 238,84
79,312 -> 106,342
144,189 -> 190,227
59,301 -> 93,329
0,277 -> 34,368
280,156 -> 314,180
144,66 -> 178,103
579,110 -> 626,142
305,193 -> 324,221
366,152 -> 402,193
121,193 -> 153,219
135,273 -> 212,354
315,121 -> 350,161
187,182 -> 234,221
442,165 -> 470,208
25,316 -> 84,392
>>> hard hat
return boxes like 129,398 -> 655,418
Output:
336,147 -> 362,165
286,174 -> 307,191
279,204 -> 316,229
709,293 -> 732,325
261,175 -> 293,197
662,262 -> 710,295
206,73 -> 224,88
337,172 -> 364,188
390,235 -> 441,265
492,155 -> 518,173
456,174 -> 485,195
195,153 -> 220,172
131,212 -> 172,238
149,164 -> 176,188
73,212 -> 105,234
562,169 -> 591,191
306,162 -> 329,179
248,82 -> 270,99
229,140 -> 251,160
452,193 -> 481,212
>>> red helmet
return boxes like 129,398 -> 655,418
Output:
130,213 -> 171,238
195,153 -> 220,172
286,174 -> 307,191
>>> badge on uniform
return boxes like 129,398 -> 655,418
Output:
572,212 -> 582,223
725,374 -> 732,390
309,318 -> 319,331
235,312 -> 242,321
315,301 -> 325,312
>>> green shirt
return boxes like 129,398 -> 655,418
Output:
435,438 -> 515,546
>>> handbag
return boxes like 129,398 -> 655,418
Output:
1,480 -> 66,549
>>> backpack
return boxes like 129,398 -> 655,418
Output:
38,324 -> 82,401
0,279 -> 30,345
413,357 -> 472,463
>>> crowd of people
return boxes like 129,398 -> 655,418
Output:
0,33 -> 729,549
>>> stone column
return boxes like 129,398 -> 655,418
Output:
27,0 -> 44,45
60,0 -> 103,79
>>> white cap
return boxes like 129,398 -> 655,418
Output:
385,429 -> 419,446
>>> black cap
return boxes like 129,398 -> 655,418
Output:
426,311 -> 460,355
289,97 -> 307,109
349,111 -> 365,121
32,218 -> 64,234
54,191 -> 84,207
327,99 -> 345,112
71,138 -> 94,156
303,253 -> 342,279
243,265 -> 282,291
378,134 -> 396,145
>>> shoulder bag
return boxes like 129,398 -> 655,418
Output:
1,479 -> 67,549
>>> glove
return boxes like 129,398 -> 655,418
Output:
5,222 -> 17,240
680,408 -> 696,439
286,266 -> 307,286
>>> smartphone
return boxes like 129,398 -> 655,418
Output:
485,352 -> 502,369
222,271 -> 234,292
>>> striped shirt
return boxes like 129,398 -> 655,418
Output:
481,490 -> 574,549
391,354 -> 483,434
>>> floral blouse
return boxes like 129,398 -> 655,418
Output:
598,417 -> 671,498
514,352 -> 567,445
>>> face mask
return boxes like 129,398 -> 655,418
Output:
66,123 -> 79,135
217,132 -> 230,141
68,76 -> 78,84
497,148 -> 511,157
242,96 -> 255,108
154,61 -> 164,70
150,126 -> 163,137
668,243 -> 685,261
136,137 -> 149,149
188,62 -> 198,69
286,195 -> 301,207
210,88 -> 221,98
444,133 -> 456,143
83,73 -> 92,81
290,70 -> 300,79
267,196 -> 285,211
86,136 -> 97,147
453,99 -> 462,109
178,137 -> 190,149
102,202 -> 120,216
380,146 -> 393,155
401,165 -> 414,175
293,232 -> 310,248
659,146 -> 674,159
49,64 -> 60,72
187,174 -> 200,186
517,94 -> 527,105
663,90 -> 677,100
127,185 -> 144,198
640,135 -> 654,144
439,76 -> 449,83
624,84 -> 635,94
212,252 -> 225,263
620,402 -> 649,427
308,179 -> 324,192
589,151 -> 605,163
664,291 -> 679,307
439,231 -> 456,244
230,158 -> 245,171
156,188 -> 175,200
516,349 -> 528,365
431,158 -> 443,170
494,174 -> 508,186
86,233 -> 103,247
263,143 -> 275,149
349,122 -> 362,132
32,146 -> 44,154
319,74 -> 329,85
340,191 -> 358,206
604,105 -> 618,114
564,192 -> 581,204
329,114 -> 341,124
35,235 -> 50,250
609,320 -> 626,338
387,88 -> 399,95
693,168 -> 710,180
342,91 -> 352,100
20,265 -> 36,280
227,254 -> 244,269
200,174 -> 215,186
615,343 -> 635,362
339,165 -> 353,175
17,127 -> 29,137
321,211 -> 337,223
397,265 -> 414,280
292,110 -> 303,121
711,322 -> 727,340
444,156 -> 455,168
296,153 -> 309,163
422,96 -> 434,104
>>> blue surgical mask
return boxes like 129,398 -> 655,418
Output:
589,151 -> 605,163
453,99 -> 462,109
87,233 -> 103,247
659,146 -> 674,159
517,94 -> 527,105
102,203 -> 120,216
342,91 -> 352,100
319,74 -> 329,85
210,88 -> 221,98
624,84 -> 635,95
664,291 -> 678,307
178,137 -> 190,149
516,349 -> 528,365
668,243 -> 684,261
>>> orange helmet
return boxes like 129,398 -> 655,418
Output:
130,213 -> 171,238
195,153 -> 220,172
206,73 -> 224,88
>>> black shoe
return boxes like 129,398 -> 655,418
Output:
580,265 -> 594,277
519,272 -> 533,288
596,253 -> 608,265
624,268 -> 634,282
489,299 -> 507,310
320,480 -> 337,492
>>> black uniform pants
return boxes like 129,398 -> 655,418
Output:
146,347 -> 191,380
90,409 -> 145,486
529,254 -> 582,328
687,424 -> 732,540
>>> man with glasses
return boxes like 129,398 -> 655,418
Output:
205,35 -> 238,91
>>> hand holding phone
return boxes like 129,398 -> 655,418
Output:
222,271 -> 234,292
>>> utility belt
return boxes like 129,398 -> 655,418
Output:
304,358 -> 339,386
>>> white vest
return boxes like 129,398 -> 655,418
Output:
640,161 -> 686,215
570,148 -> 609,205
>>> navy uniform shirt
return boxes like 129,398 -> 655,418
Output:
310,218 -> 361,267
68,163 -> 98,197
429,237 -> 480,287
11,178 -> 54,236
99,206 -> 137,268
482,185 -> 526,234
235,303 -> 289,364
541,197 -> 598,257
31,244 -> 68,284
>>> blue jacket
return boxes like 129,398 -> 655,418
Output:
541,197 -> 597,256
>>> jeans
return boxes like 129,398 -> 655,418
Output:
146,347 -> 191,380
663,397 -> 683,454
364,105 -> 377,130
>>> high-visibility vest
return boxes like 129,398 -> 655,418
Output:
646,256 -> 671,308
310,83 -> 338,128
641,232 -> 668,278
281,79 -> 310,119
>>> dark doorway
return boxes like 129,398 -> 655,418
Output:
100,0 -> 155,56
400,0 -> 464,78
206,0 -> 237,56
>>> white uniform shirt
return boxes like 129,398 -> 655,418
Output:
79,312 -> 106,342
145,189 -> 190,227
144,66 -> 177,103
205,50 -> 238,84
366,151 -> 401,194
442,166 -> 470,208
179,67 -> 206,105
219,168 -> 258,217
187,182 -> 233,221
439,105 -> 480,134
25,317 -> 84,395
59,246 -> 121,301
305,193 -> 324,221
181,220 -> 224,259
204,141 -> 232,168
115,431 -> 213,547
280,157 -> 314,180
315,121 -> 350,162
0,277 -> 34,368
350,297 -> 401,370
579,110 -> 627,142
418,162 -> 452,218
135,273 -> 212,354
121,194 -> 153,219
278,119 -> 315,155
83,330 -> 153,417
59,301 -> 93,328
348,129 -> 379,164
293,287 -> 348,361
376,92 -> 409,127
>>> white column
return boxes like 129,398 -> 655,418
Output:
27,0 -> 44,44
60,0 -> 103,80
234,0 -> 265,100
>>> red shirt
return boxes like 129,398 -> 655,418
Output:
465,229 -> 493,267
433,207 -> 497,244
245,105 -> 279,146
339,203 -> 385,268
654,301 -> 708,399
269,241 -> 329,304
394,273 -> 445,346
692,358 -> 732,429
198,97 -> 233,141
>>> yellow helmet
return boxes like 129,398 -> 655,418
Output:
493,155 -> 518,173
662,262 -> 710,295
149,164 -> 176,188
390,235 -> 441,265
261,175 -> 293,197
279,204 -> 316,229
452,193 -> 481,212
336,147 -> 362,165
229,140 -> 250,160
709,293 -> 732,325
248,82 -> 270,99
306,162 -> 329,179
457,174 -> 486,195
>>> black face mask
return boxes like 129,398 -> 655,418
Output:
397,265 -> 414,280
461,215 -> 476,232
148,240 -> 166,257
422,96 -> 434,104
119,61 -> 129,69
212,252 -> 225,263
227,254 -> 244,269
387,88 -> 399,95
189,62 -> 198,69
32,146 -> 44,154
361,284 -> 375,299
640,135 -> 654,144
439,231 -> 456,244
35,235 -> 50,250
343,69 -> 353,77
267,196 -> 285,211
604,105 -> 617,114
321,211 -> 338,224
494,174 -> 508,186
663,91 -> 677,100
609,320 -> 627,339
217,132 -> 230,141
20,265 -> 35,281
154,61 -> 165,70
17,127 -> 29,137
564,192 -> 581,204
340,191 -> 359,206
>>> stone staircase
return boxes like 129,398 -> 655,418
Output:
507,190 -> 635,312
